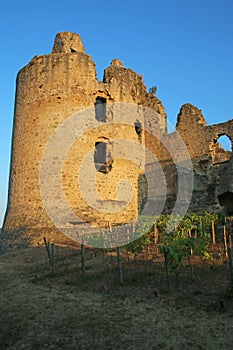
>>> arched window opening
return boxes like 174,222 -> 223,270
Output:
94,140 -> 113,173
95,97 -> 106,122
216,135 -> 232,151
211,134 -> 232,164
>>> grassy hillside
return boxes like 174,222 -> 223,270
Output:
0,245 -> 233,349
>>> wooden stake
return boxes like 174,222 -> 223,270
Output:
110,255 -> 114,273
109,229 -> 113,247
127,257 -> 131,281
143,255 -> 147,280
199,219 -> 203,236
211,220 -> 216,244
127,228 -> 130,243
229,234 -> 232,249
81,236 -> 85,275
194,229 -> 197,239
163,246 -> 170,289
228,247 -> 233,289
117,247 -> 123,284
51,243 -> 55,273
43,237 -> 51,267
223,225 -> 228,259
189,230 -> 193,256
154,224 -> 158,244
133,221 -> 136,233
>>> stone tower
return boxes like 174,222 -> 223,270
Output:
4,31 -> 232,251
2,32 -> 166,248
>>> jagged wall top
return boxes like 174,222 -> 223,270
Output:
52,32 -> 85,53
176,103 -> 207,129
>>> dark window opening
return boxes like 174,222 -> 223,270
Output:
95,97 -> 106,122
94,141 -> 113,173
218,192 -> 233,216
134,120 -> 142,139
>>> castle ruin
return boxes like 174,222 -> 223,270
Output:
2,32 -> 233,249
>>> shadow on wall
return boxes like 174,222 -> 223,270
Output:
218,192 -> 233,216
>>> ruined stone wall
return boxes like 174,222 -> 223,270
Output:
142,102 -> 233,215
176,104 -> 233,160
3,31 -> 233,251
175,103 -> 233,213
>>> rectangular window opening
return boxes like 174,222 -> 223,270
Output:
95,97 -> 106,122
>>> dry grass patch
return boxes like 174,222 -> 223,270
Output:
0,247 -> 233,349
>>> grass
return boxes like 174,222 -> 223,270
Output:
0,246 -> 233,349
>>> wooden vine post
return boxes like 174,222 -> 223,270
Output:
163,246 -> 170,289
127,256 -> 131,281
153,224 -> 158,244
223,225 -> 228,259
189,230 -> 193,256
81,236 -> 85,275
227,247 -> 233,293
43,237 -> 55,273
199,218 -> 202,232
211,220 -> 216,244
229,233 -> 232,249
117,246 -> 123,284
51,243 -> 55,273
108,221 -> 113,247
43,237 -> 51,266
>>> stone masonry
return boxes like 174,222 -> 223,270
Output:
2,32 -> 233,249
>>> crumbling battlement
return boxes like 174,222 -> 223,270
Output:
177,103 -> 233,160
175,103 -> 233,214
52,31 -> 85,54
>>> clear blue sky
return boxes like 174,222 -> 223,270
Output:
1,0 -> 233,226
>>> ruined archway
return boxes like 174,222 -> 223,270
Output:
211,134 -> 232,164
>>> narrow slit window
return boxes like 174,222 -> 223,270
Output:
134,120 -> 142,138
94,142 -> 107,172
95,97 -> 106,122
